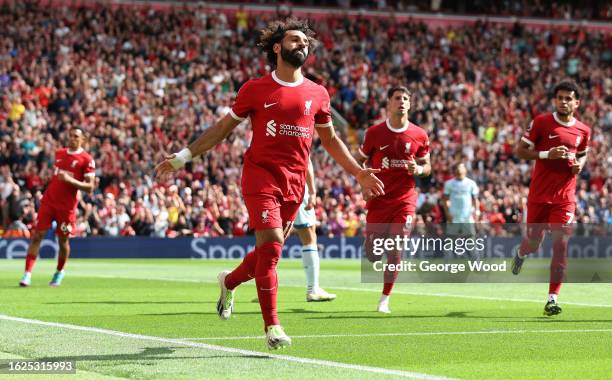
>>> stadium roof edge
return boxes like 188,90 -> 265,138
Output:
104,0 -> 610,31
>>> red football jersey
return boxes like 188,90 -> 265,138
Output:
230,72 -> 332,202
359,119 -> 430,210
43,148 -> 96,210
521,112 -> 591,204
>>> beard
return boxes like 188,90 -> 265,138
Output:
280,46 -> 308,68
556,109 -> 570,117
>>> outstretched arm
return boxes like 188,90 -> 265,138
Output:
305,158 -> 316,210
155,114 -> 241,181
354,150 -> 368,168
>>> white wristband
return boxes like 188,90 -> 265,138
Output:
169,148 -> 192,169
538,151 -> 549,159
415,165 -> 424,176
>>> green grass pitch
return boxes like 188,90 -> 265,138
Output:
0,259 -> 610,379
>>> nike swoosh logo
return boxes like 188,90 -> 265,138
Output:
380,145 -> 389,150
549,134 -> 559,139
264,102 -> 278,109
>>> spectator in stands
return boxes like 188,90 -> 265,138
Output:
0,3 -> 609,237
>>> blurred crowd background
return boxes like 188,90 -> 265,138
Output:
0,1 -> 610,238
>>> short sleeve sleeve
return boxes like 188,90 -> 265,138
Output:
470,180 -> 479,196
358,128 -> 373,159
416,133 -> 430,159
230,81 -> 254,121
521,119 -> 541,148
577,128 -> 590,155
84,157 -> 96,177
314,87 -> 332,128
443,180 -> 451,196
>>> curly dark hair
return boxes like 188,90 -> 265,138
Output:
258,18 -> 319,68
553,81 -> 581,99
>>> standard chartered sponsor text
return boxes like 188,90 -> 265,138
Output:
280,123 -> 310,138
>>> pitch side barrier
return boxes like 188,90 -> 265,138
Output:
2,0 -> 610,32
0,224 -> 609,259
2,223 -> 609,283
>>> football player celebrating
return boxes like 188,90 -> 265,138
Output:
512,81 -> 591,316
356,86 -> 431,313
155,19 -> 383,349
19,128 -> 96,287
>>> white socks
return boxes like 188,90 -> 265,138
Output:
548,294 -> 558,303
302,244 -> 319,292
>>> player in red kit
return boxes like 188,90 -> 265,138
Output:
155,19 -> 383,349
19,128 -> 96,287
512,81 -> 591,316
356,86 -> 431,313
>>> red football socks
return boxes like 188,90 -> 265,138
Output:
25,254 -> 37,273
225,248 -> 258,290
549,237 -> 568,295
255,242 -> 283,328
382,252 -> 401,296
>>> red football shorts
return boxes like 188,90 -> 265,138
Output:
526,201 -> 576,240
366,205 -> 416,227
364,206 -> 416,262
34,201 -> 76,237
244,193 -> 301,233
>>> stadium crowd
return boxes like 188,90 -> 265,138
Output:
0,2 -> 610,238
245,0 -> 612,20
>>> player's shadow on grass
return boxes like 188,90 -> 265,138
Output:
305,311 -> 529,320
138,309 -> 339,316
137,311 -> 266,316
35,346 -> 269,363
504,317 -> 612,323
45,301 -> 216,305
285,308 -> 464,316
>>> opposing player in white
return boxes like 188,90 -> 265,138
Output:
293,158 -> 336,302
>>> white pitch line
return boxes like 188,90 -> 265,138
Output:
0,314 -> 452,380
71,273 -> 612,308
179,329 -> 612,341
329,286 -> 612,308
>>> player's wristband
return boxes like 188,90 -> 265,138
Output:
415,165 -> 424,176
538,151 -> 549,159
169,148 -> 192,169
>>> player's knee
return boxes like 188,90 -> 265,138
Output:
364,246 -> 382,263
527,238 -> 543,251
31,231 -> 45,244
551,232 -> 569,243
298,227 -> 316,246
256,228 -> 284,246
58,237 -> 70,249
